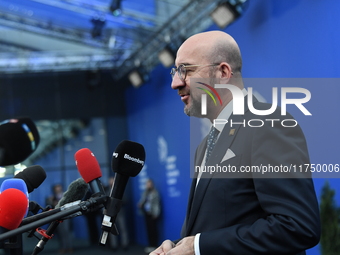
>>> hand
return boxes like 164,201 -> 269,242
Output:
166,236 -> 195,255
149,240 -> 175,255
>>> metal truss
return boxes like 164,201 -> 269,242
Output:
0,0 -> 219,74
114,0 -> 219,80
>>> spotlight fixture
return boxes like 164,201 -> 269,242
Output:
128,69 -> 148,88
210,0 -> 248,29
109,0 -> 122,16
158,46 -> 176,68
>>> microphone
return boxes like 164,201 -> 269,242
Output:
0,117 -> 40,166
0,178 -> 29,196
99,140 -> 145,246
31,178 -> 89,255
0,178 -> 29,217
74,148 -> 105,196
0,186 -> 29,253
0,188 -> 28,232
14,165 -> 46,193
22,178 -> 89,226
55,178 -> 89,208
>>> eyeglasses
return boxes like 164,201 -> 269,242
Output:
170,63 -> 221,81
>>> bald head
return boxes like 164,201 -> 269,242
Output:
178,31 -> 242,74
173,31 -> 243,120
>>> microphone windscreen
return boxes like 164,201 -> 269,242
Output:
0,188 -> 28,230
0,178 -> 29,216
0,178 -> 28,196
111,140 -> 145,177
0,117 -> 40,166
14,165 -> 46,193
55,178 -> 89,208
75,148 -> 102,183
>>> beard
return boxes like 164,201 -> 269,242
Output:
184,75 -> 221,118
184,94 -> 203,117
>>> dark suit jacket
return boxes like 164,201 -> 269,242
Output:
181,100 -> 320,255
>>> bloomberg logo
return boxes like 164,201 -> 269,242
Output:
124,153 -> 145,166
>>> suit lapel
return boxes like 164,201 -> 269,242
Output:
185,120 -> 242,235
185,95 -> 256,236
182,140 -> 206,237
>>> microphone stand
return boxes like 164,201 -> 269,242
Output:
21,204 -> 68,226
26,203 -> 53,238
0,195 -> 108,242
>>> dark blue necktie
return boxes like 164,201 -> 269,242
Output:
205,126 -> 219,165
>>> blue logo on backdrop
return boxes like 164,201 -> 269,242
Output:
158,136 -> 181,197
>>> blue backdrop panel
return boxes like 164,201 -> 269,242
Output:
125,0 -> 340,254
224,0 -> 340,79
126,65 -> 191,244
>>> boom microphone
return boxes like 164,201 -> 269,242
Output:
55,178 -> 89,208
0,117 -> 40,166
74,148 -> 105,196
99,140 -> 145,246
31,178 -> 89,255
22,178 -> 89,226
14,165 -> 46,193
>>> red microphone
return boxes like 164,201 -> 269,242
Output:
0,188 -> 28,230
74,148 -> 105,196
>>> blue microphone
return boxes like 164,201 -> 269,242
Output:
0,178 -> 29,217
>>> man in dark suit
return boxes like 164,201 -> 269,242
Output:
150,31 -> 320,255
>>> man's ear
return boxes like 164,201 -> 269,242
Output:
219,62 -> 233,83
219,62 -> 233,78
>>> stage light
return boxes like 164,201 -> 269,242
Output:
109,0 -> 122,16
128,69 -> 147,88
210,0 -> 248,29
158,46 -> 176,68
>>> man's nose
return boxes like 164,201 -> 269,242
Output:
171,71 -> 184,90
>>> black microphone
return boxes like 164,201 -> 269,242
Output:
0,117 -> 40,166
99,140 -> 145,246
14,165 -> 46,193
12,165 -> 46,239
31,178 -> 89,255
